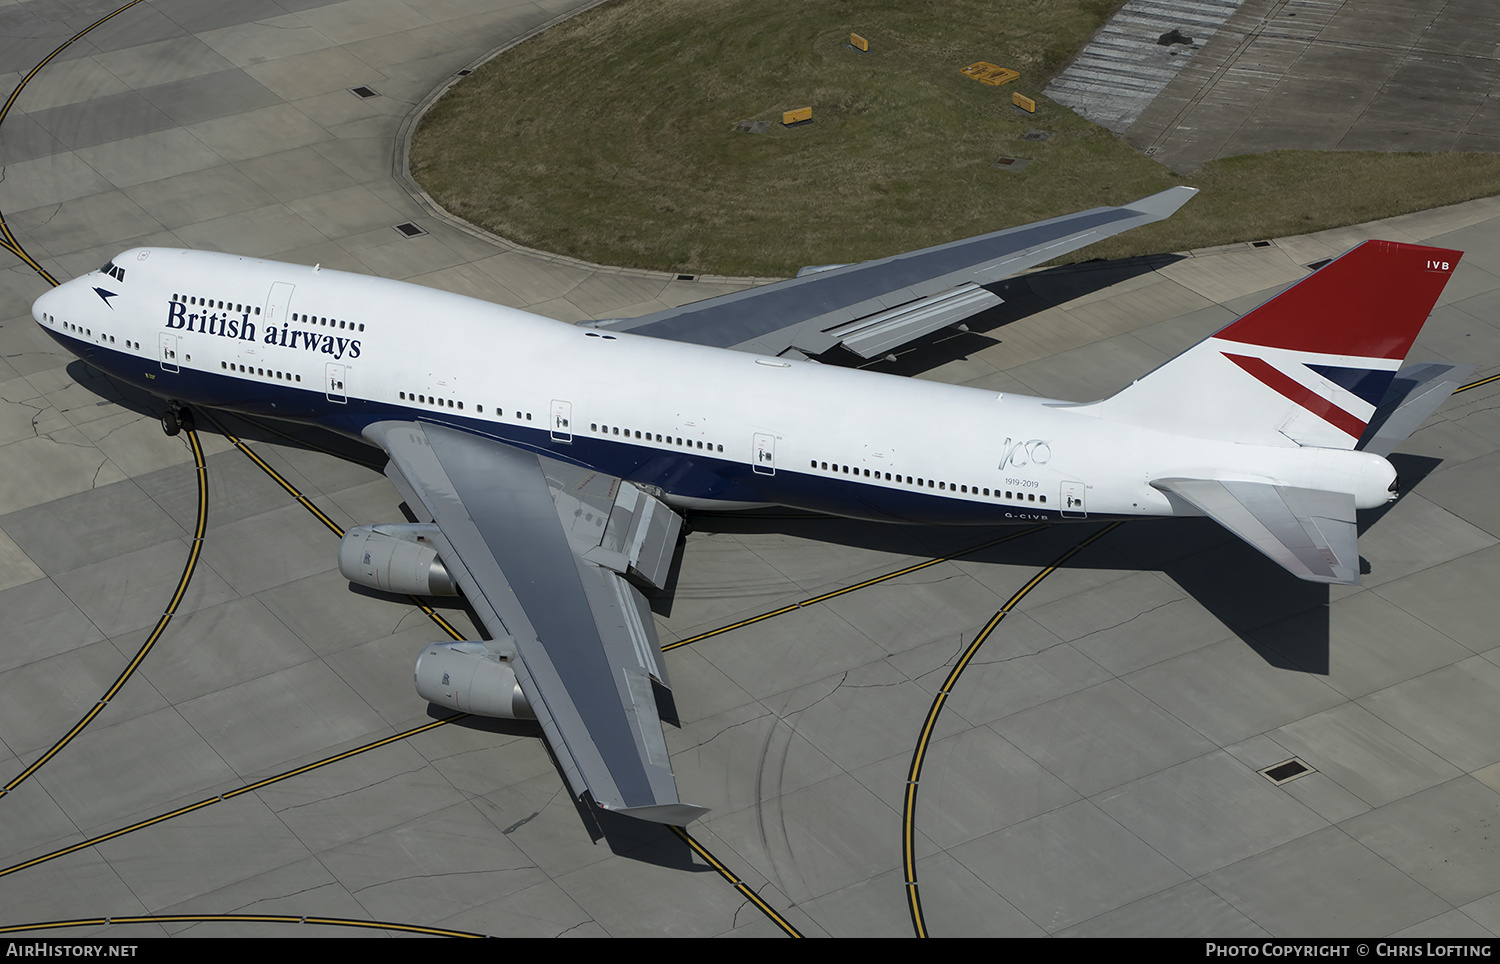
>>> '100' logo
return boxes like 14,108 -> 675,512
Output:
998,437 -> 1050,469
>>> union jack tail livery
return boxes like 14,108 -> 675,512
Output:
1102,240 -> 1462,450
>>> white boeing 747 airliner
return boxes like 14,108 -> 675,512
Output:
30,187 -> 1471,824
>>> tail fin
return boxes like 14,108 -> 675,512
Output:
1100,241 -> 1461,448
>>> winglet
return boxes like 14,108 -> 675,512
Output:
1123,186 -> 1198,221
604,801 -> 711,825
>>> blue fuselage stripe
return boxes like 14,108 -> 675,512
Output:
58,331 -> 1070,526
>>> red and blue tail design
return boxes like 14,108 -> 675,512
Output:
1101,241 -> 1461,448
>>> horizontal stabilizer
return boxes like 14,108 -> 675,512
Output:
1356,362 -> 1476,457
1153,478 -> 1359,585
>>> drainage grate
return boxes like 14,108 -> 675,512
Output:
457,68 -> 472,76
1260,758 -> 1314,785
1250,240 -> 1272,248
1022,129 -> 1051,142
350,86 -> 379,99
393,222 -> 427,238
676,274 -> 696,281
991,156 -> 1031,172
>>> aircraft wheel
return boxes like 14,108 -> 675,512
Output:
161,409 -> 180,436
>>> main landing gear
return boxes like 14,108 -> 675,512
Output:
160,402 -> 193,437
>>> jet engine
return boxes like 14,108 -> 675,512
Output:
338,523 -> 457,596
415,641 -> 534,720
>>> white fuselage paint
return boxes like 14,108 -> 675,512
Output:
32,248 -> 1398,525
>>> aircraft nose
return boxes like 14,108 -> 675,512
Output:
32,285 -> 62,326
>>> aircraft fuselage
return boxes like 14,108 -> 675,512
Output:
31,247 -> 1398,528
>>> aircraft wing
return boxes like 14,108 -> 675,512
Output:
593,187 -> 1197,358
1153,478 -> 1360,585
365,420 -> 705,825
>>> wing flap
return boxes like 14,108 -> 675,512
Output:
814,283 -> 1003,359
1153,477 -> 1360,585
539,456 -> 683,591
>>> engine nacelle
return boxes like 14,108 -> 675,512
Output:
339,524 -> 457,596
415,641 -> 534,720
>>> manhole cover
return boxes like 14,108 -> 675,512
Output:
1260,758 -> 1314,785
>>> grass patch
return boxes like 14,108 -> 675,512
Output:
412,0 -> 1500,277
1086,150 -> 1500,262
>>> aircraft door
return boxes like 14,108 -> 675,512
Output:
159,332 -> 179,373
550,399 -> 573,442
326,363 -> 347,403
265,282 -> 294,323
753,433 -> 776,475
1061,481 -> 1087,518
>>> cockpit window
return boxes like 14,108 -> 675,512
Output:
98,261 -> 125,282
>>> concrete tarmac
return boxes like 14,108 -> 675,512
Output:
1124,0 -> 1500,172
1,0 -> 1500,939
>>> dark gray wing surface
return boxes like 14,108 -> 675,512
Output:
1153,478 -> 1359,586
366,420 -> 704,825
596,187 -> 1197,358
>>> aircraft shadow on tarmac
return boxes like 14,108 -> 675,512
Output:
695,447 -> 1444,683
414,702 -> 702,858
62,359 -> 728,856
830,253 -> 1183,377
